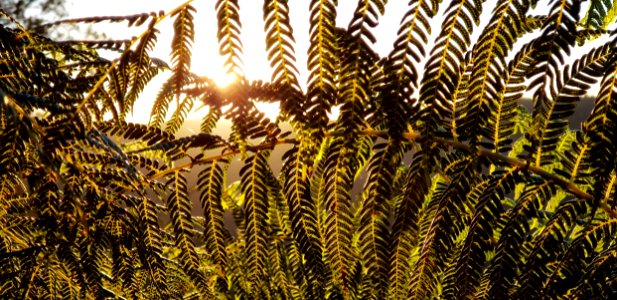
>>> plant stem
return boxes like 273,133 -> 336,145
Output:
146,129 -> 617,219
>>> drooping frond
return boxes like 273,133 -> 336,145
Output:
334,29 -> 379,143
240,151 -> 271,284
358,140 -> 406,298
320,140 -> 355,292
149,75 -> 176,128
418,0 -> 483,134
306,0 -> 338,132
281,147 -> 325,297
122,14 -> 163,119
388,152 -> 433,299
389,0 -> 440,88
347,0 -> 386,44
568,245 -> 617,298
165,93 -> 194,134
165,171 -> 213,297
451,168 -> 520,298
546,219 -> 617,297
514,198 -> 590,298
408,153 -> 480,299
136,194 -> 169,296
483,40 -> 540,154
216,0 -> 244,77
464,0 -> 538,144
197,159 -> 228,267
483,181 -> 553,299
379,0 -> 440,137
528,41 -> 614,166
200,106 -> 221,134
262,0 -> 302,118
170,5 -> 195,99
583,54 -> 617,212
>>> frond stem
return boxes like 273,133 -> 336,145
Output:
147,138 -> 296,180
145,130 -> 617,219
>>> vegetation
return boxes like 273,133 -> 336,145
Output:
1,0 -> 617,299
1,0 -> 67,32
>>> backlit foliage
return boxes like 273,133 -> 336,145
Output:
1,1 -> 617,299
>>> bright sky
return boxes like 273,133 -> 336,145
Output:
64,0 -> 409,123
63,0 -> 604,124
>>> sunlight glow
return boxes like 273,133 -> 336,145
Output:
254,101 -> 280,122
212,71 -> 238,89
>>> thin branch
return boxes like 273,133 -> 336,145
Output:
404,132 -> 617,219
145,128 -> 617,219
147,138 -> 296,180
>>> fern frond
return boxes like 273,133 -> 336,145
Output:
216,0 -> 244,77
240,151 -> 271,283
262,0 -> 302,118
418,0 -> 483,135
347,0 -> 386,44
124,19 -> 162,118
281,147 -> 325,297
226,102 -> 281,141
529,41 -> 614,166
321,140 -> 355,291
41,12 -> 159,28
483,181 -> 552,299
200,106 -> 221,134
98,121 -> 173,145
584,56 -> 617,212
408,154 -> 479,299
79,237 -> 106,296
447,52 -> 473,140
358,140 -> 406,298
135,194 -> 169,296
567,245 -> 617,298
110,232 -> 139,298
379,0 -> 440,137
387,151 -> 433,299
484,40 -> 540,153
131,133 -> 223,162
516,132 -> 591,297
464,0 -> 537,144
170,5 -> 195,101
149,77 -> 175,129
304,0 -> 338,172
266,240 -> 291,298
544,219 -> 617,297
58,39 -> 132,52
389,0 -> 439,87
197,159 -> 228,267
515,185 -> 593,297
265,170 -> 291,235
165,171 -> 212,298
452,168 -> 520,298
335,27 -> 378,134
165,94 -> 194,134
555,131 -> 593,186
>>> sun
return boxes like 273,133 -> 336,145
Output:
212,71 -> 237,89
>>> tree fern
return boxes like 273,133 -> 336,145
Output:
3,1 -> 617,299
